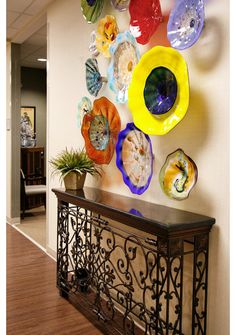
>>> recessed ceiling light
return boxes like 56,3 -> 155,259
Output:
37,58 -> 47,62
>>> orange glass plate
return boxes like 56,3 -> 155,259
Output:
81,97 -> 121,164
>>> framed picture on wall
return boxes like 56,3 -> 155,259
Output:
21,106 -> 36,132
20,106 -> 36,147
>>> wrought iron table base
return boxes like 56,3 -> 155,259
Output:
53,188 -> 214,335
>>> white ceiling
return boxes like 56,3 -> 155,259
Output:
7,0 -> 54,69
21,24 -> 47,69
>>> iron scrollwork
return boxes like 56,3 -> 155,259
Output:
192,233 -> 209,335
56,202 -> 210,335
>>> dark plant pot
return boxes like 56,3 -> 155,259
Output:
75,268 -> 90,292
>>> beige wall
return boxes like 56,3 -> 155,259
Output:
47,0 -> 229,334
6,42 -> 11,220
6,43 -> 21,222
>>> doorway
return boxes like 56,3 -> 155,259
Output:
18,25 -> 47,251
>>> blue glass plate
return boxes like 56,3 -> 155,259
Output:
85,58 -> 107,97
144,66 -> 177,115
167,0 -> 204,50
108,31 -> 140,104
116,123 -> 153,195
89,115 -> 110,150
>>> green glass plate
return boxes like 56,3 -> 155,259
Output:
81,0 -> 105,24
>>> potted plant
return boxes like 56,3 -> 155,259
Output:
49,148 -> 101,190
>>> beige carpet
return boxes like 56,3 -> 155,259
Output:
17,206 -> 46,249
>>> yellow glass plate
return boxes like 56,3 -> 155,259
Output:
128,46 -> 189,135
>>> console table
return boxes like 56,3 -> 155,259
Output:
52,187 -> 215,335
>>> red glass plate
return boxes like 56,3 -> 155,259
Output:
129,0 -> 163,45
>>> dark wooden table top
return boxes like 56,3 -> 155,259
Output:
52,187 -> 215,237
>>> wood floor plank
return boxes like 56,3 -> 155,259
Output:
7,224 -> 103,335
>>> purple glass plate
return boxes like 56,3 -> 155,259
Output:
167,0 -> 204,50
116,122 -> 154,195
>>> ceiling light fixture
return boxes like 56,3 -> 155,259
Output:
37,58 -> 47,62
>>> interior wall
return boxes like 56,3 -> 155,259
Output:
47,1 -> 229,334
6,42 -> 12,220
6,43 -> 21,222
21,67 -> 47,151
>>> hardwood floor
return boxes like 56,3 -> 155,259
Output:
7,224 -> 103,335
18,206 -> 46,249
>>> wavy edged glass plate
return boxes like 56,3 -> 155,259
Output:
128,46 -> 189,135
95,15 -> 119,58
159,148 -> 198,200
108,31 -> 140,104
129,0 -> 163,45
81,96 -> 121,164
111,0 -> 130,11
77,96 -> 92,127
81,0 -> 105,24
167,0 -> 204,50
85,58 -> 107,96
116,122 -> 154,194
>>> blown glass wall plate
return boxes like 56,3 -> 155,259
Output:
159,149 -> 198,200
167,0 -> 204,50
95,15 -> 119,58
129,0 -> 163,45
128,46 -> 189,135
81,97 -> 121,164
108,31 -> 140,104
116,123 -> 153,194
85,58 -> 107,96
89,31 -> 100,57
77,96 -> 92,127
111,0 -> 130,11
144,66 -> 177,115
81,0 -> 104,24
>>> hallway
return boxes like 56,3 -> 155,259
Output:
17,206 -> 46,250
7,224 -> 103,335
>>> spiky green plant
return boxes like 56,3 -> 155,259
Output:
49,148 -> 101,182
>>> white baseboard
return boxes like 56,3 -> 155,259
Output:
46,245 -> 56,260
6,216 -> 20,225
